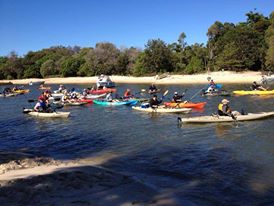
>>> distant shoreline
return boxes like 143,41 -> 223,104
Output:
0,71 -> 264,85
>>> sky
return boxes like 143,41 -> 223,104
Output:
0,0 -> 273,56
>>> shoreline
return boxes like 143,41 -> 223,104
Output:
0,71 -> 265,85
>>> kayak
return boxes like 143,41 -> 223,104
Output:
233,90 -> 274,95
132,106 -> 192,113
88,88 -> 116,95
0,93 -> 18,97
202,90 -> 230,96
79,99 -> 93,103
63,101 -> 87,106
148,89 -> 161,94
84,93 -> 107,99
39,86 -> 51,90
164,102 -> 206,109
93,99 -> 138,106
206,83 -> 222,89
23,109 -> 70,118
51,93 -> 64,98
13,89 -> 30,94
178,112 -> 274,123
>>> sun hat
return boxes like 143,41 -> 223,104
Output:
222,99 -> 229,104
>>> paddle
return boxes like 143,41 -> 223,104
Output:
189,86 -> 207,101
161,90 -> 169,100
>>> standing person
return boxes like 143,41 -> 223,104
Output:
148,83 -> 158,94
149,94 -> 162,108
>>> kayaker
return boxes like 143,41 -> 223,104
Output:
218,99 -> 233,117
123,89 -> 133,99
172,92 -> 184,103
105,92 -> 113,102
149,94 -> 162,108
58,85 -> 66,93
251,81 -> 266,91
34,97 -> 48,112
148,84 -> 158,94
209,79 -> 216,88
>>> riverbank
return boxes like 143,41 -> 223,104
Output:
0,71 -> 264,85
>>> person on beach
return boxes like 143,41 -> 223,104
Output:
251,81 -> 266,91
148,84 -> 158,94
149,94 -> 162,108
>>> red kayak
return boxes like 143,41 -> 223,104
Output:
88,88 -> 116,95
79,99 -> 93,103
164,101 -> 206,109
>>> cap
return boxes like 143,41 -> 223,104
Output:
222,99 -> 229,104
174,92 -> 178,94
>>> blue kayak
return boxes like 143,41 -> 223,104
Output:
207,83 -> 222,89
93,99 -> 138,106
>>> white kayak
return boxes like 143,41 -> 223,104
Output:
84,93 -> 107,99
63,101 -> 87,106
51,93 -> 64,98
178,112 -> 274,123
132,106 -> 192,113
23,109 -> 70,118
0,93 -> 18,97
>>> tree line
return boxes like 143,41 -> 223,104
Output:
0,11 -> 273,80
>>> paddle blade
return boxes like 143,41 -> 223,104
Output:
23,108 -> 33,113
163,90 -> 169,97
28,99 -> 35,103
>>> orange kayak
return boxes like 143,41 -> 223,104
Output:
164,101 -> 206,109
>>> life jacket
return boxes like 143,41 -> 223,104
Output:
218,103 -> 223,111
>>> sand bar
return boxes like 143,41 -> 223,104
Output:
0,71 -> 266,85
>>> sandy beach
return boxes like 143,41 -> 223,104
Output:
0,71 -> 266,85
0,153 -> 194,206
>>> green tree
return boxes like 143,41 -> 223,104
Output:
265,11 -> 274,71
40,59 -> 57,77
142,39 -> 174,74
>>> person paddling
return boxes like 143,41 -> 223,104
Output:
148,84 -> 158,94
172,92 -> 185,103
217,99 -> 237,120
105,92 -> 113,102
149,94 -> 162,108
123,89 -> 133,99
251,81 -> 266,91
34,97 -> 48,112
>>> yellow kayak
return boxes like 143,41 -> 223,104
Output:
233,90 -> 274,95
13,89 -> 30,94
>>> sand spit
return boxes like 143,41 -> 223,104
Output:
0,71 -> 265,85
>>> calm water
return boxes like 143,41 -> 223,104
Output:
0,83 -> 274,205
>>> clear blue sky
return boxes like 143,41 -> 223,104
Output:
0,0 -> 273,56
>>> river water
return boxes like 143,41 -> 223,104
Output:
0,83 -> 273,205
